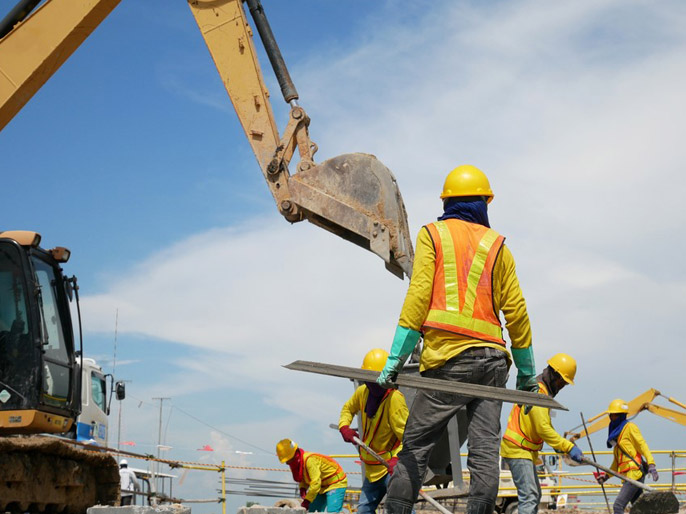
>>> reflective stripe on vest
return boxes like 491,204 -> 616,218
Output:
303,453 -> 346,488
422,220 -> 506,345
502,382 -> 546,452
616,425 -> 642,474
359,390 -> 400,466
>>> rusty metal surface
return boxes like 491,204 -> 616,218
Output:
289,153 -> 414,278
285,360 -> 567,410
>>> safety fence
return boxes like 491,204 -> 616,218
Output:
65,437 -> 686,512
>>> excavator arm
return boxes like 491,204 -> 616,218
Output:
0,0 -> 414,278
566,388 -> 686,441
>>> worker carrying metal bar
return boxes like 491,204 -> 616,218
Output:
377,165 -> 538,514
338,349 -> 410,514
500,353 -> 584,514
594,399 -> 659,513
276,438 -> 348,512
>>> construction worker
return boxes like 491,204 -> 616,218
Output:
377,165 -> 539,514
501,353 -> 584,514
594,399 -> 659,514
276,439 -> 348,512
118,459 -> 140,506
338,349 -> 409,514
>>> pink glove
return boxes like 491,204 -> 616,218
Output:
387,456 -> 399,475
339,425 -> 359,444
300,488 -> 307,499
301,499 -> 311,510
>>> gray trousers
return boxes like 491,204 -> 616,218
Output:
385,347 -> 508,514
613,477 -> 644,514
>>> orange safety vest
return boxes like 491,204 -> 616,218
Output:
302,452 -> 347,489
359,390 -> 401,466
615,425 -> 644,475
422,219 -> 506,345
502,381 -> 547,452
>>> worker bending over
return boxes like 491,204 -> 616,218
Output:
501,353 -> 584,514
339,349 -> 409,514
378,165 -> 539,514
595,399 -> 659,514
276,439 -> 348,512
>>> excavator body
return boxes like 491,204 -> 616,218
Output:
0,231 -> 120,512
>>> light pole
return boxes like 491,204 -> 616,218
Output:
152,397 -> 170,499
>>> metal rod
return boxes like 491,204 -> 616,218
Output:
286,360 -> 567,410
580,457 -> 655,492
581,412 -> 612,514
244,0 -> 299,103
329,424 -> 452,514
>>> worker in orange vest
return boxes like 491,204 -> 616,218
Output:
377,165 -> 538,514
276,439 -> 348,512
500,353 -> 584,514
338,349 -> 409,514
594,399 -> 659,513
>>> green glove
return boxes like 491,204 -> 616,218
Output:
377,325 -> 421,388
511,346 -> 538,393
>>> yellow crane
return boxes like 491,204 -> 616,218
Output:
565,389 -> 686,441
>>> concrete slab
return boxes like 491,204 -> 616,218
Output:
88,505 -> 191,514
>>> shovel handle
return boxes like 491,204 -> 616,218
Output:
581,457 -> 654,492
349,434 -> 452,514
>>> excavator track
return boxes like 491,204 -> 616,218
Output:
0,436 -> 120,513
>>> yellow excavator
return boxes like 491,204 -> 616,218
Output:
0,0 -> 414,511
565,388 -> 686,441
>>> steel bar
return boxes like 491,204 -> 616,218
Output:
285,360 -> 567,410
580,412 -> 612,514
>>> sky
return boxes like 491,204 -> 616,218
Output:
2,0 -> 686,511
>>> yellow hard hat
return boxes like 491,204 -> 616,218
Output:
607,399 -> 630,414
361,348 -> 389,372
276,439 -> 298,463
440,165 -> 494,203
547,353 -> 576,385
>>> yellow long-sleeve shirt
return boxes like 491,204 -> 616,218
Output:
338,385 -> 409,482
500,382 -> 574,462
400,225 -> 532,371
610,422 -> 654,482
299,452 -> 347,502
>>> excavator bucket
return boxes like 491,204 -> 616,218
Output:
287,153 -> 414,279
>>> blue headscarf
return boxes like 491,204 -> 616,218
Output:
438,197 -> 490,227
607,413 -> 628,448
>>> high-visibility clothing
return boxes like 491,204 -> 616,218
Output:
399,220 -> 532,372
422,220 -> 506,345
610,423 -> 655,482
339,385 -> 408,482
501,382 -> 574,462
299,452 -> 347,503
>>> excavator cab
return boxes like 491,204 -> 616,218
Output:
0,231 -> 80,435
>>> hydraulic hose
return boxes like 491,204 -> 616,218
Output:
0,0 -> 42,40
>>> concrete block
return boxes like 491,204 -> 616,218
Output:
88,504 -> 191,514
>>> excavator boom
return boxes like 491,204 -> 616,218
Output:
0,0 -> 414,278
566,388 -> 686,440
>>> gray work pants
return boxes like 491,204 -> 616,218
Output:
503,457 -> 541,514
384,347 -> 508,514
613,477 -> 644,514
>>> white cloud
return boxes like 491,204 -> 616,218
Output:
79,0 -> 686,508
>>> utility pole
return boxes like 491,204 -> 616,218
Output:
152,397 -> 171,499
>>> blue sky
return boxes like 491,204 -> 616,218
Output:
2,0 -> 686,511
